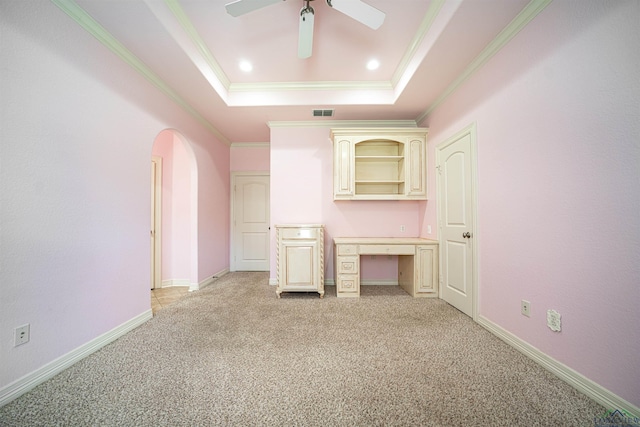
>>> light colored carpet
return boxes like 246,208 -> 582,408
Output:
0,272 -> 604,426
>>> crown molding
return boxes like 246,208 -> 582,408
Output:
390,0 -> 447,87
162,0 -> 231,90
51,0 -> 230,146
231,142 -> 270,148
267,120 -> 418,129
416,0 -> 553,124
145,0 -> 230,104
230,80 -> 393,92
227,1 -> 445,97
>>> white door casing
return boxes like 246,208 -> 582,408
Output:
436,124 -> 478,318
151,156 -> 162,290
231,173 -> 270,271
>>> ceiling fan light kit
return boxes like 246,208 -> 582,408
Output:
225,0 -> 385,59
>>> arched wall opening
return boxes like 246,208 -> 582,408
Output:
151,129 -> 199,290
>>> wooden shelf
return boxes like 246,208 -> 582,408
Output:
332,128 -> 428,200
355,156 -> 404,162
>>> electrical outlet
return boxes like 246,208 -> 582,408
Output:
427,225 -> 432,234
400,225 -> 405,232
15,324 -> 30,346
547,309 -> 561,332
521,300 -> 531,317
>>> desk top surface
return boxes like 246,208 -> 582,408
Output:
333,237 -> 438,245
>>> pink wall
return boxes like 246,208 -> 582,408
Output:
152,131 -> 194,284
193,138 -> 230,282
169,134 -> 193,281
230,144 -> 270,171
270,126 -> 421,280
1,1 -> 229,393
421,0 -> 639,406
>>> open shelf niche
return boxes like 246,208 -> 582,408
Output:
331,128 -> 428,200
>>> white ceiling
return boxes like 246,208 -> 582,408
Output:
62,0 -> 537,144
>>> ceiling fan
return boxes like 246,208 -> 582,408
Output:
224,0 -> 385,59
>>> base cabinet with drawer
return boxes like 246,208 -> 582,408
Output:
333,237 -> 438,298
399,244 -> 438,297
335,244 -> 359,296
276,224 -> 325,298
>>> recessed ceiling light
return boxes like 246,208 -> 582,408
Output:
366,59 -> 380,70
239,60 -> 253,72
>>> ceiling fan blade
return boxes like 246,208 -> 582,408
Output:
326,0 -> 385,30
225,0 -> 284,17
298,6 -> 314,59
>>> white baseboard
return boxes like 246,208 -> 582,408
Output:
477,315 -> 640,417
0,309 -> 152,408
191,268 -> 230,292
161,279 -> 190,288
362,280 -> 399,286
271,279 -> 399,287
322,280 -> 398,286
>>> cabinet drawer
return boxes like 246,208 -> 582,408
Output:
336,256 -> 359,274
337,244 -> 358,255
358,245 -> 415,255
337,275 -> 358,293
280,228 -> 318,239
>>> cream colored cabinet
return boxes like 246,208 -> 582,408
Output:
399,244 -> 438,297
276,224 -> 324,298
335,245 -> 360,296
331,128 -> 428,200
334,237 -> 438,298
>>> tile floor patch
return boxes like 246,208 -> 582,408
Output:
151,287 -> 189,314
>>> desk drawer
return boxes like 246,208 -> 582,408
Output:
337,244 -> 358,255
280,227 -> 318,239
337,275 -> 358,293
359,245 -> 415,255
336,256 -> 359,274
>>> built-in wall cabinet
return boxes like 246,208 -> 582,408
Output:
331,128 -> 429,200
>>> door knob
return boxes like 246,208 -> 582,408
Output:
462,232 -> 472,238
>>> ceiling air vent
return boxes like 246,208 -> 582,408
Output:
312,109 -> 334,117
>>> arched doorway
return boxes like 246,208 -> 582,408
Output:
150,129 -> 198,296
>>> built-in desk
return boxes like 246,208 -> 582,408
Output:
333,237 -> 439,298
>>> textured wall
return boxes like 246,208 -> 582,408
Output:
422,0 -> 640,406
0,1 -> 228,390
230,145 -> 270,171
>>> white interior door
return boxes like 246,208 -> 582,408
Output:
232,174 -> 270,271
151,156 -> 162,289
437,126 -> 477,317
